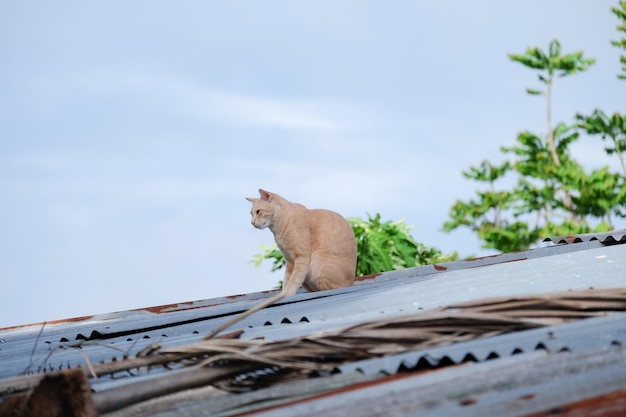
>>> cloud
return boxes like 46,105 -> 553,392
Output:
5,69 -> 364,134
190,90 -> 353,132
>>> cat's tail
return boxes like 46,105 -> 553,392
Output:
204,293 -> 285,339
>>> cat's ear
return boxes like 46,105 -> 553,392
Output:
245,197 -> 256,204
259,189 -> 273,202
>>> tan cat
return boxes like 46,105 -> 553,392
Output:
246,189 -> 357,296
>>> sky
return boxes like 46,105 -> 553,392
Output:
1,1 -> 624,328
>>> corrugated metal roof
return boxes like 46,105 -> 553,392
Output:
1,232 -> 626,416
94,313 -> 626,417
338,312 -> 626,375
2,243 -> 624,380
250,343 -> 626,417
542,229 -> 626,245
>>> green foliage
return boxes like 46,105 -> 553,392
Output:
611,0 -> 626,79
444,124 -> 622,252
509,40 -> 595,168
251,243 -> 284,272
348,214 -> 457,276
251,213 -> 458,279
444,158 -> 541,252
576,109 -> 626,176
572,167 -> 626,219
445,30 -> 625,253
508,39 -> 595,85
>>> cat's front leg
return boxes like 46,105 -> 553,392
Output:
281,260 -> 309,296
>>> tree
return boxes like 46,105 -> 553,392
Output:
574,2 -> 626,219
508,39 -> 595,169
444,159 -> 542,253
612,0 -> 626,80
444,37 -> 624,253
252,213 -> 457,285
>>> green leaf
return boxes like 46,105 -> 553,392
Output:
526,88 -> 543,95
549,39 -> 561,59
510,40 -> 595,95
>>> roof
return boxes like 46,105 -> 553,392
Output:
1,230 -> 626,416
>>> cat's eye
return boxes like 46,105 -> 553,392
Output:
255,209 -> 260,215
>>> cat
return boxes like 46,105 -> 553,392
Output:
205,188 -> 357,339
246,189 -> 357,296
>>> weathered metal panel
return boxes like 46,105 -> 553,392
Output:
1,233 -> 626,417
249,345 -> 626,417
241,243 -> 626,340
1,244 -> 625,382
338,312 -> 626,375
542,229 -> 626,245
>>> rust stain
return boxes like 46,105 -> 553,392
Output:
521,387 -> 626,417
141,303 -> 187,314
132,291 -> 284,316
466,257 -> 528,269
355,273 -> 382,282
0,315 -> 97,331
227,293 -> 249,299
45,315 -> 96,325
433,264 -> 447,271
463,253 -> 502,262
131,299 -> 229,315
459,398 -> 477,407
131,292 -> 281,315
139,302 -> 230,315
563,235 -> 581,244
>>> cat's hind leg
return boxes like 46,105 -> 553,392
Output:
308,258 -> 354,291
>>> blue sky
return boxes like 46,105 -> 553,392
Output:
1,1 -> 623,327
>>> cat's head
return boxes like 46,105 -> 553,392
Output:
245,189 -> 276,230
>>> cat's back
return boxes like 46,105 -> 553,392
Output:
306,208 -> 355,249
276,196 -> 355,253
308,207 -> 350,229
285,203 -> 346,228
